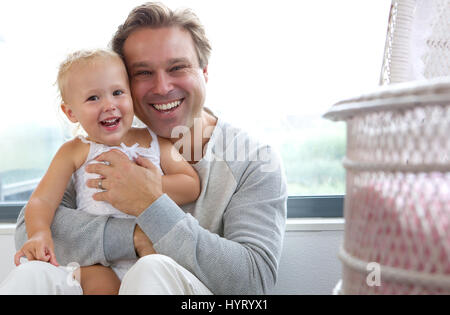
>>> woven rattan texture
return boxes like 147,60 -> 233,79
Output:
423,0 -> 450,79
346,105 -> 450,166
341,102 -> 450,294
380,0 -> 450,84
329,0 -> 450,294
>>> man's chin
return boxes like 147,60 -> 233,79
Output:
138,109 -> 194,138
148,122 -> 184,139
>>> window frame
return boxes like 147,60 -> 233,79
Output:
0,202 -> 24,223
0,195 -> 344,223
287,195 -> 343,218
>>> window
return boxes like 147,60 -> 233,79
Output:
0,0 -> 390,220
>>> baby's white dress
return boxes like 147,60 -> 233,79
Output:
74,128 -> 163,280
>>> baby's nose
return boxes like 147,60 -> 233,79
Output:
103,103 -> 117,112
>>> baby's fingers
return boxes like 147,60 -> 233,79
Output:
23,248 -> 36,263
14,247 -> 36,265
14,250 -> 25,266
47,248 -> 59,267
35,245 -> 50,262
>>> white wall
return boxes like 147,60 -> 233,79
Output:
0,224 -> 344,294
0,233 -> 16,284
271,229 -> 343,294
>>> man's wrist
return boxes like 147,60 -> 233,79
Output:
136,194 -> 185,246
135,192 -> 164,217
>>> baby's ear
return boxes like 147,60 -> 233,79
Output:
61,103 -> 78,123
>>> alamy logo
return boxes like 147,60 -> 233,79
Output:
65,262 -> 81,287
366,262 -> 381,287
170,118 -> 279,173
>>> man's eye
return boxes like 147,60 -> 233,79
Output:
170,65 -> 186,72
87,95 -> 99,101
135,70 -> 151,76
113,90 -> 124,96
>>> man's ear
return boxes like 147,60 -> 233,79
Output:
61,104 -> 78,123
202,65 -> 208,83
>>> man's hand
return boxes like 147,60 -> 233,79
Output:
134,225 -> 156,257
85,149 -> 163,217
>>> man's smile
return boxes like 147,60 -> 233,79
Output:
150,99 -> 184,113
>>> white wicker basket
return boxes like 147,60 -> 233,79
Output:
380,0 -> 450,84
325,77 -> 450,294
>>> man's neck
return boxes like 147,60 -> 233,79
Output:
170,109 -> 217,164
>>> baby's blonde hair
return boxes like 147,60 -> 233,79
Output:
57,49 -> 122,104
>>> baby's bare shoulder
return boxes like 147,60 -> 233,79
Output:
60,137 -> 90,169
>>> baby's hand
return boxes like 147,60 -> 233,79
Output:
14,230 -> 59,267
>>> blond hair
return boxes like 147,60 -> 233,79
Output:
110,2 -> 211,68
57,49 -> 121,104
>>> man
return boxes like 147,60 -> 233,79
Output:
5,2 -> 287,295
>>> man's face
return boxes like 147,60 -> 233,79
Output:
123,27 -> 208,138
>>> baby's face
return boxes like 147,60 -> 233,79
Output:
62,57 -> 134,146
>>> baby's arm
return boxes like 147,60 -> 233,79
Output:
158,137 -> 201,205
15,139 -> 88,265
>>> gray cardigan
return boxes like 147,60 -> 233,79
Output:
15,118 -> 287,295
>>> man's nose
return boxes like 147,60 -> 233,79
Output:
152,72 -> 173,95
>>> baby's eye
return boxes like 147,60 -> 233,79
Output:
113,90 -> 124,96
87,95 -> 99,101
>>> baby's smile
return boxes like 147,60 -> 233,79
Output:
99,116 -> 122,131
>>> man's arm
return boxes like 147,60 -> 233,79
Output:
84,144 -> 287,294
14,177 -> 137,267
136,146 -> 287,295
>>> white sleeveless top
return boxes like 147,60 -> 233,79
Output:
73,128 -> 163,280
74,128 -> 164,219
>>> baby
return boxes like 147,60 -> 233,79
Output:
14,49 -> 201,294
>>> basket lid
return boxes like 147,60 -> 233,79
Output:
324,76 -> 450,121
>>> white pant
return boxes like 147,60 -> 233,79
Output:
0,255 -> 212,295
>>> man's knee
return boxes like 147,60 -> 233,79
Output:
120,254 -> 188,294
11,261 -> 57,282
126,254 -> 180,281
132,254 -> 176,273
0,261 -> 58,294
120,255 -> 212,295
0,261 -> 81,295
